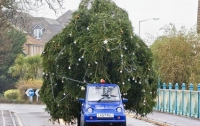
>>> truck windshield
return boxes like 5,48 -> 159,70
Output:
87,85 -> 120,102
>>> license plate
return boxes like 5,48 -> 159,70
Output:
97,113 -> 114,118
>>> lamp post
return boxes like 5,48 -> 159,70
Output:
139,18 -> 159,37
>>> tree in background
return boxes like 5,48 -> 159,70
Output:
0,28 -> 26,93
0,0 -> 64,93
8,54 -> 43,101
9,54 -> 43,80
26,54 -> 43,79
151,24 -> 200,89
0,0 -> 65,32
8,54 -> 27,80
40,0 -> 157,124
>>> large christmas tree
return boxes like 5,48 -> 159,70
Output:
40,0 -> 157,124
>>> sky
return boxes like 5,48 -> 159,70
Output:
33,0 -> 198,45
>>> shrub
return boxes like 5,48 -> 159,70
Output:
16,79 -> 43,100
4,89 -> 20,100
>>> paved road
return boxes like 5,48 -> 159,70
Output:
0,104 -> 157,126
0,110 -> 15,126
126,116 -> 156,126
0,104 -> 66,126
2,104 -> 199,126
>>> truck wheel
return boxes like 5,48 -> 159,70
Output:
120,122 -> 126,126
77,117 -> 80,126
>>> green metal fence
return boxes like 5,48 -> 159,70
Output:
154,83 -> 200,118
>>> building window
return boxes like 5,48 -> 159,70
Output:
33,28 -> 42,39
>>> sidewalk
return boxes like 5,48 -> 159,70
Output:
127,111 -> 200,126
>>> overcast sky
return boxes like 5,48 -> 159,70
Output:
34,0 -> 198,45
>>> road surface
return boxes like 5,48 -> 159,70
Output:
0,104 -> 157,126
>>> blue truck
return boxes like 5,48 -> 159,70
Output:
78,83 -> 128,126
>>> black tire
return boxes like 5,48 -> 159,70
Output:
77,118 -> 80,126
77,114 -> 81,126
120,122 -> 126,126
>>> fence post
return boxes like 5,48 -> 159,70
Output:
189,83 -> 194,117
163,83 -> 166,112
168,83 -> 172,113
175,83 -> 179,90
182,83 -> 186,116
198,84 -> 200,118
169,83 -> 172,89
182,83 -> 186,90
158,82 -> 161,89
175,83 -> 179,114
189,83 -> 194,90
163,83 -> 166,89
198,84 -> 200,91
157,82 -> 161,111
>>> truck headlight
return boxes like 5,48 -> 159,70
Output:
116,107 -> 122,112
88,107 -> 93,113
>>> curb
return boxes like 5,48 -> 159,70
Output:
126,113 -> 172,126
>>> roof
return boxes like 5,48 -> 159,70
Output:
57,10 -> 73,27
26,35 -> 45,46
44,18 -> 61,25
32,24 -> 44,30
17,10 -> 74,43
87,84 -> 118,87
27,17 -> 63,43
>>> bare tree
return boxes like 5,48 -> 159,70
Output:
19,0 -> 64,13
0,0 -> 65,31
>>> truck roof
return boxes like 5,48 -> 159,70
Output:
87,83 -> 118,87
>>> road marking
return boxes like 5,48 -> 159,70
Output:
14,112 -> 24,126
1,110 -> 5,126
9,111 -> 16,126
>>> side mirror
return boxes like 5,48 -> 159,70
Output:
122,98 -> 128,103
79,98 -> 85,103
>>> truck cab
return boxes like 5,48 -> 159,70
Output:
78,83 -> 128,126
